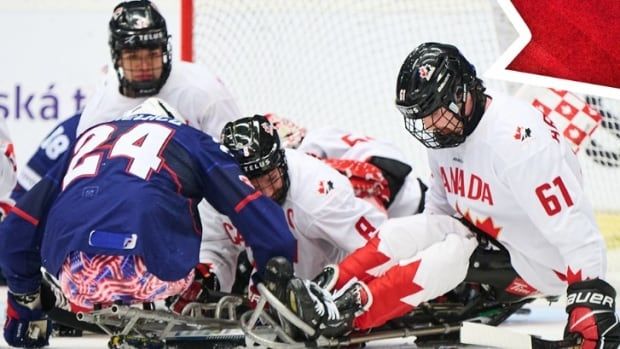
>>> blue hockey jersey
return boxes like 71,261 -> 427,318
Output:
11,113 -> 81,201
0,115 -> 296,294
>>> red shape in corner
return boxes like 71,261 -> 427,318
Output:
507,1 -> 620,89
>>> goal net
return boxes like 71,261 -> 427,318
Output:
182,0 -> 619,286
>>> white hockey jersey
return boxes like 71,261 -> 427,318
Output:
200,149 -> 387,291
77,61 -> 241,138
298,127 -> 424,218
425,91 -> 606,295
0,118 -> 16,201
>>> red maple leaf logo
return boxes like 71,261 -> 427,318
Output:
402,259 -> 424,295
554,266 -> 584,284
456,204 -> 503,239
394,259 -> 424,307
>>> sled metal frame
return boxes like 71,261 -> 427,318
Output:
240,283 -> 462,349
76,296 -> 244,340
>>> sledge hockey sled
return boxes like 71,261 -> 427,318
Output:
75,294 -> 249,349
240,282 -> 556,348
42,272 -> 248,348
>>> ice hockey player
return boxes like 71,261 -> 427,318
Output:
195,115 -> 387,303
265,114 -> 427,217
77,0 -> 240,138
286,42 -> 619,349
0,99 -> 296,348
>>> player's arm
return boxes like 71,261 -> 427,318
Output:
194,137 -> 296,280
11,113 -> 80,202
0,150 -> 68,294
504,142 -> 617,347
505,143 -> 605,281
0,151 -> 68,348
424,154 -> 456,216
305,170 -> 387,252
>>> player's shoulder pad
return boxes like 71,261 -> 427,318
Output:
484,92 -> 562,162
285,149 -> 354,204
169,61 -> 230,95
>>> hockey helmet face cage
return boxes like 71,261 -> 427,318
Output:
395,42 -> 485,149
221,115 -> 290,204
109,0 -> 172,97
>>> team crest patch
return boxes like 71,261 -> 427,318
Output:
317,180 -> 334,195
418,64 -> 436,81
513,126 -> 532,141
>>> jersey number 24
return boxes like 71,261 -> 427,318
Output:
62,123 -> 173,189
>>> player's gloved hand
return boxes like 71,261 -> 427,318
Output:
565,278 -> 620,349
4,289 -> 52,348
168,263 -> 220,315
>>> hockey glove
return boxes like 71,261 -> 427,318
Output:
323,158 -> 391,204
4,290 -> 51,348
168,263 -> 220,315
565,278 -> 620,349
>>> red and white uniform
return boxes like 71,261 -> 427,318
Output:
425,91 -> 605,294
200,149 -> 387,291
0,118 -> 16,206
336,91 -> 606,330
298,127 -> 424,217
78,61 -> 240,138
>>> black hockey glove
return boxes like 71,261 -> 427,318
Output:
565,278 -> 620,349
4,289 -> 52,348
168,263 -> 220,315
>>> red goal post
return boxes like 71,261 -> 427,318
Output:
180,0 -> 194,62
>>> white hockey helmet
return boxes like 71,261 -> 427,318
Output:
122,97 -> 186,123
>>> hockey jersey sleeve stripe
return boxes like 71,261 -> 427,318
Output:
0,202 -> 13,216
10,206 -> 39,226
234,191 -> 262,213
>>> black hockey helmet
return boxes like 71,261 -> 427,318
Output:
221,115 -> 290,204
395,42 -> 486,149
109,0 -> 172,97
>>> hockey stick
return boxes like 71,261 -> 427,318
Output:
460,322 -> 582,349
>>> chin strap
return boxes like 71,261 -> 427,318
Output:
462,84 -> 487,138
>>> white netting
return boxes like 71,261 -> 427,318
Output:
191,0 -> 514,182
